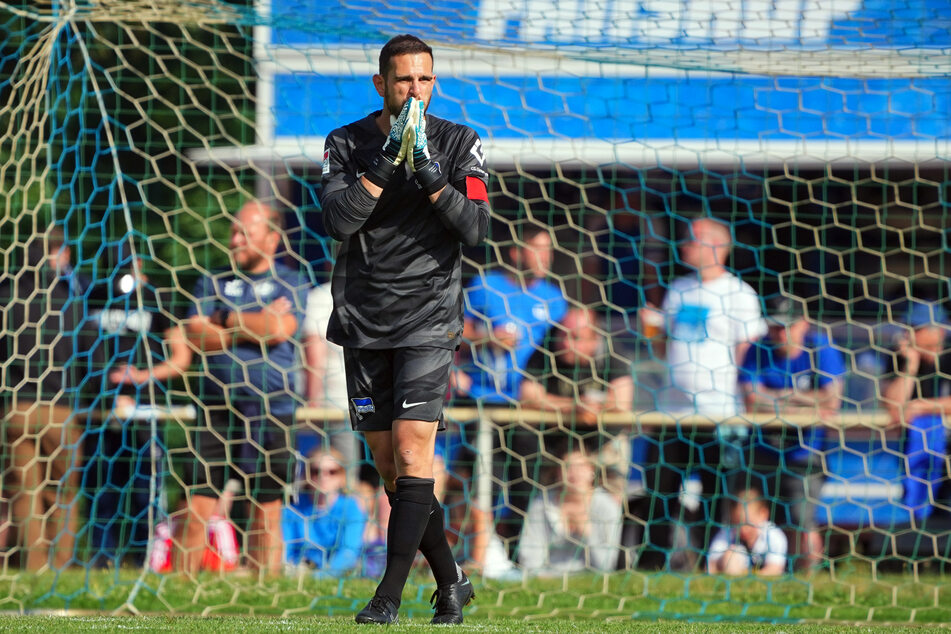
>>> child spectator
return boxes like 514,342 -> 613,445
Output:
283,448 -> 366,578
707,489 -> 787,577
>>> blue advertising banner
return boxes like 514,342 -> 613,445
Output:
189,1 -> 951,167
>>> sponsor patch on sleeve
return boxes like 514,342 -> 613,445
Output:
322,149 -> 330,176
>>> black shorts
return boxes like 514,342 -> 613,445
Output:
181,401 -> 295,504
343,346 -> 452,432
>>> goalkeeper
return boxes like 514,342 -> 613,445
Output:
319,34 -> 489,625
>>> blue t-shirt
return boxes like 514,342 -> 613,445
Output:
282,493 -> 366,576
462,271 -> 568,403
188,262 -> 309,415
739,331 -> 846,462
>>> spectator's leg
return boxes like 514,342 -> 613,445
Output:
7,406 -> 44,571
177,493 -> 216,575
247,498 -> 283,575
43,406 -> 81,570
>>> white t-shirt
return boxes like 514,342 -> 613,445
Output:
707,520 -> 788,571
661,272 -> 766,417
302,283 -> 348,409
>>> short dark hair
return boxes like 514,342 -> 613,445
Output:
378,34 -> 433,76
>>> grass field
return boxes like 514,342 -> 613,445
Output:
0,616 -> 949,633
0,565 -> 948,631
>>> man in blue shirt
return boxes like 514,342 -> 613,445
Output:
457,224 -> 568,405
455,223 -> 568,544
882,299 -> 950,523
182,201 -> 309,575
739,297 -> 846,571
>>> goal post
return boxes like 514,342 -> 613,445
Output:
0,0 -> 949,623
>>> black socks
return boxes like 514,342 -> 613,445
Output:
378,478 -> 459,604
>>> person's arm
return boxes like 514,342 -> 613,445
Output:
319,128 -> 384,240
588,491 -> 623,572
325,499 -> 366,577
304,334 -> 327,406
411,125 -> 490,247
605,375 -> 635,412
519,378 -> 576,412
282,506 -> 304,565
882,338 -> 920,422
110,323 -> 193,385
516,496 -> 550,574
222,295 -> 298,345
757,526 -> 788,577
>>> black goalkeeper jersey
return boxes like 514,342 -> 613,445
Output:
320,111 -> 490,350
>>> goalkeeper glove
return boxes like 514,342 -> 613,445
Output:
404,99 -> 448,196
364,99 -> 413,188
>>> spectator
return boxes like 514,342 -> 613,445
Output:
283,448 -> 366,578
707,488 -> 787,577
739,297 -> 846,571
0,228 -> 94,570
638,217 -> 766,570
456,223 -> 568,545
457,223 -> 568,405
85,245 -> 192,568
520,307 -> 634,497
302,280 -> 359,483
517,447 -> 622,576
181,201 -> 309,575
882,299 -> 950,522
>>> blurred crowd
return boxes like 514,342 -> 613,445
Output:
1,211 -> 948,578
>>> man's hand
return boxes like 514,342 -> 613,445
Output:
110,364 -> 151,386
364,99 -> 413,188
403,98 -> 447,196
897,335 -> 921,375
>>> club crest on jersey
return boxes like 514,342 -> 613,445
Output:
351,397 -> 375,420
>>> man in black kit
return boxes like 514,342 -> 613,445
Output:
319,34 -> 490,625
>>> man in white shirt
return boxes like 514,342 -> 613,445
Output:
639,217 -> 766,570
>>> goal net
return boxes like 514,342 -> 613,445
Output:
0,0 -> 949,623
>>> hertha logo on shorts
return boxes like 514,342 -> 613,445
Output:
351,397 -> 375,420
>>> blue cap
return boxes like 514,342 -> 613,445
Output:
905,300 -> 948,329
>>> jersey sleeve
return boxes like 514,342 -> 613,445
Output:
187,275 -> 218,319
732,283 -> 767,345
428,126 -> 490,247
762,524 -> 788,569
737,342 -> 761,385
814,340 -> 847,388
319,126 -> 380,240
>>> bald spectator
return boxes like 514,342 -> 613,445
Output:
181,201 -> 309,576
638,217 -> 766,570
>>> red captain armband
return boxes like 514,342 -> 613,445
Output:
465,176 -> 488,202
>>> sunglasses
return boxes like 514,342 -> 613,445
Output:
312,466 -> 343,477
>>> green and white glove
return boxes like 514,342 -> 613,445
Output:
404,98 -> 448,196
364,99 -> 412,188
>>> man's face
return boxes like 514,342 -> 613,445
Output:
516,232 -> 553,280
912,325 -> 946,361
230,203 -> 279,272
558,311 -> 599,362
681,221 -> 730,272
767,318 -> 809,356
374,52 -> 435,119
